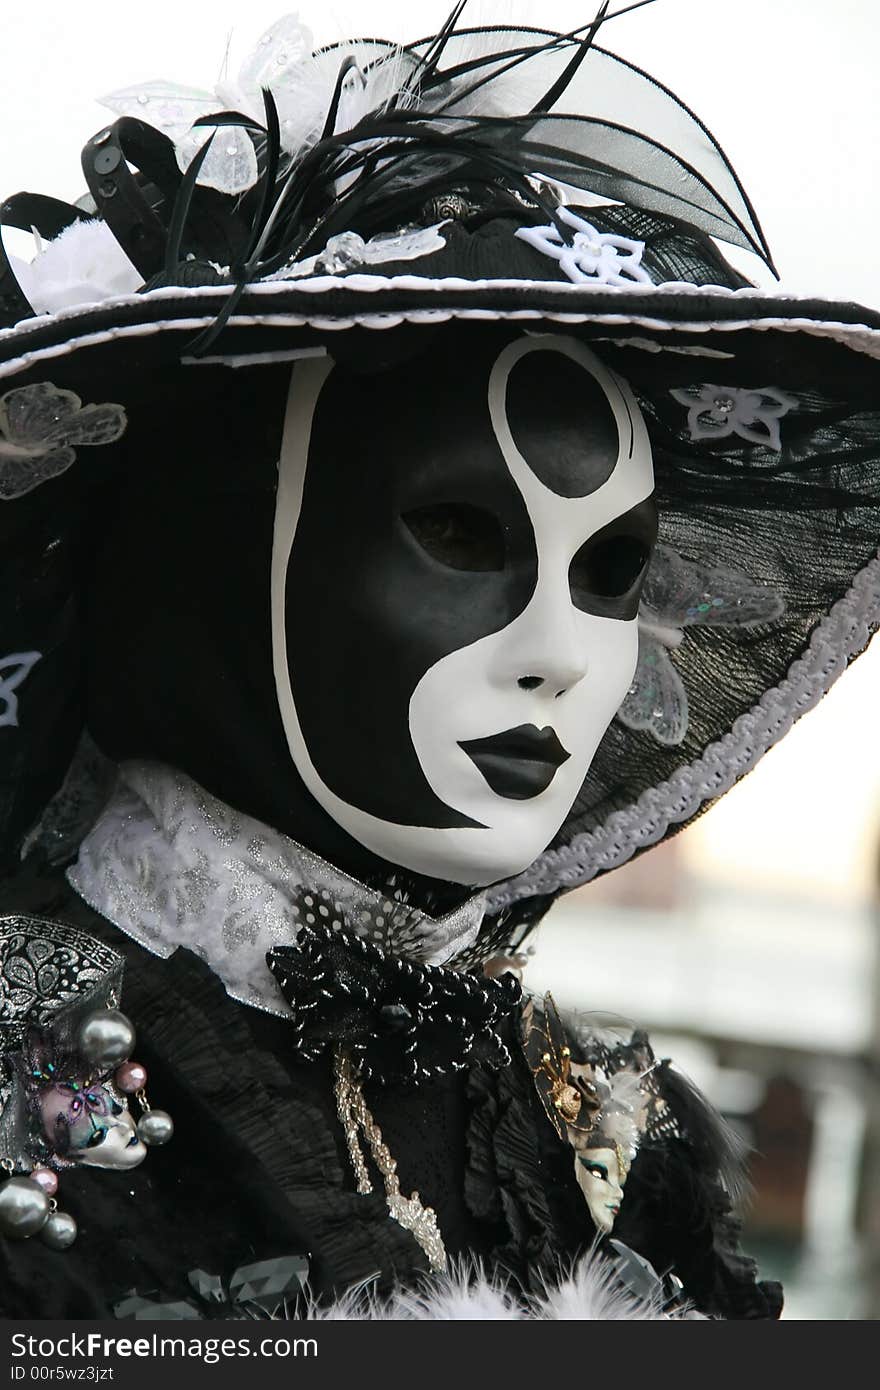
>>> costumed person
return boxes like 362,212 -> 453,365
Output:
1,5 -> 878,1319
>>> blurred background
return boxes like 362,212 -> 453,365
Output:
4,0 -> 878,1320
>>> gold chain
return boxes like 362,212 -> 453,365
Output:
332,1046 -> 447,1274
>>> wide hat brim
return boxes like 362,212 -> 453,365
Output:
2,267 -> 880,912
2,273 -> 880,373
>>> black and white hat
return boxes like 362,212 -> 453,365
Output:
2,11 -> 879,916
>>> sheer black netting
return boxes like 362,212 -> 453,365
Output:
296,25 -> 773,261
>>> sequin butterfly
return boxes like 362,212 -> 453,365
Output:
617,544 -> 784,745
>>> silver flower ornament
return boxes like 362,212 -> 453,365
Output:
0,382 -> 127,501
515,206 -> 652,287
617,545 -> 785,746
671,383 -> 797,451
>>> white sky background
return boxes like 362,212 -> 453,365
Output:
3,0 -> 880,901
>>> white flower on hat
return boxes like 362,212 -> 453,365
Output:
98,13 -> 420,199
671,382 -> 798,451
515,206 -> 652,287
99,14 -> 315,196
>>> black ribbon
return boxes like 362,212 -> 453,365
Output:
267,919 -> 521,1086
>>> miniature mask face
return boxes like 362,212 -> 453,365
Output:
272,330 -> 656,885
574,1144 -> 626,1234
39,1080 -> 147,1170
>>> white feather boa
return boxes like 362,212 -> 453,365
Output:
305,1252 -> 699,1321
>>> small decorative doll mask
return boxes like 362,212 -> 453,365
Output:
574,1142 -> 628,1235
39,1079 -> 147,1171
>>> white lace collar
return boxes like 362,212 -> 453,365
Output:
67,761 -> 486,1017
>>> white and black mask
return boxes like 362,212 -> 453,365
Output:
271,331 -> 656,886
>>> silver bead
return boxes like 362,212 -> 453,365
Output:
137,1110 -> 174,1146
77,1009 -> 136,1069
0,1178 -> 50,1239
41,1210 -> 78,1250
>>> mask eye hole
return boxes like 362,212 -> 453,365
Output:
402,503 -> 505,572
569,533 -> 650,602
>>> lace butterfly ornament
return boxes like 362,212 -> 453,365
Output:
617,545 -> 785,746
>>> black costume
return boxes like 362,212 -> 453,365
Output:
0,864 -> 781,1319
2,8 -> 879,1320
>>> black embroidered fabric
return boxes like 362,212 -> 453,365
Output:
0,870 -> 429,1316
0,865 -> 782,1319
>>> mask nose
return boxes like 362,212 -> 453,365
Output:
507,608 -> 590,697
517,670 -> 585,698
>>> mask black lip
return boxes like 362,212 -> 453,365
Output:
459,725 -> 571,801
